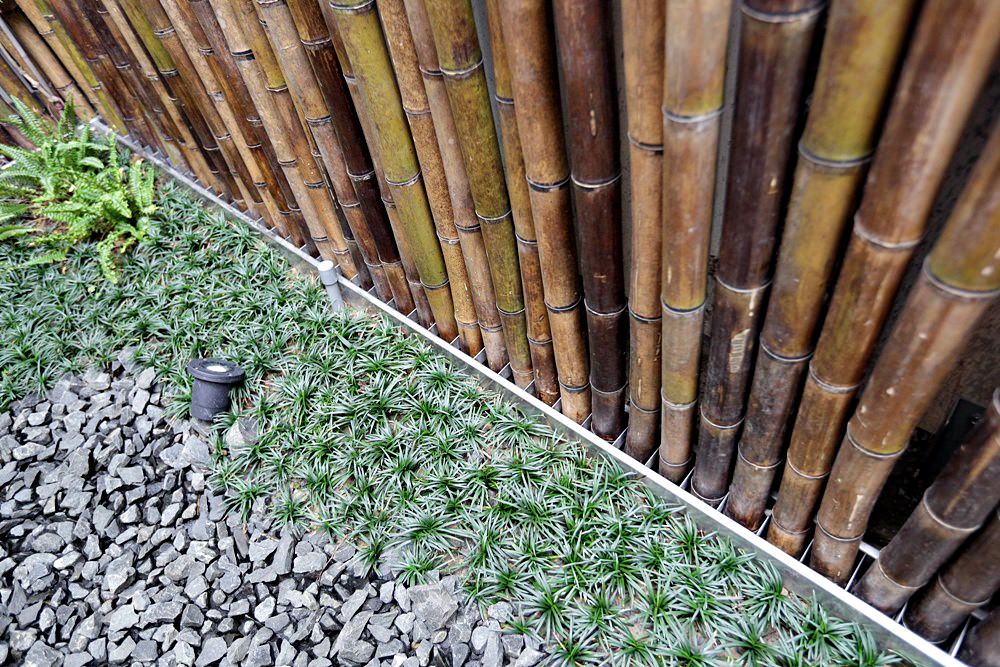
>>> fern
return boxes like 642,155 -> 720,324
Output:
0,97 -> 157,281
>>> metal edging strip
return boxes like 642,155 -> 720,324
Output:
97,120 -> 962,667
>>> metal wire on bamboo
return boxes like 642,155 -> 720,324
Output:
498,0 -> 590,424
690,0 -> 822,506
767,0 -> 1000,558
724,0 -> 917,531
553,0 -> 626,441
810,118 -> 1000,583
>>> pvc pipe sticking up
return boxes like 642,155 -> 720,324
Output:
318,260 -> 345,311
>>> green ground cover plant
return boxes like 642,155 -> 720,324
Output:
0,180 -> 905,666
0,99 -> 156,281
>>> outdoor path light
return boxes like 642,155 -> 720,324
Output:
187,358 -> 245,421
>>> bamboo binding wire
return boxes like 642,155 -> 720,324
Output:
553,0 -> 627,441
498,0 -> 590,424
330,0 -> 458,342
657,0 -> 731,482
724,0 -> 917,531
767,0 -> 1000,558
422,0 -> 534,388
809,117 -> 1000,583
620,0 -> 664,463
690,0 -> 823,506
853,389 -> 1000,615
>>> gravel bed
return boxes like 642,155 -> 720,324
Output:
0,360 -> 543,667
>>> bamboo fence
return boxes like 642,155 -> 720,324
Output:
5,0 -> 1000,608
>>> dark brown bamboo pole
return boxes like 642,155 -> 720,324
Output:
7,12 -> 93,118
330,0 -> 458,341
552,0 -> 626,440
478,0 -> 553,394
498,0 -> 590,423
960,607 -> 1000,667
250,0 -> 363,277
690,0 -> 822,505
655,0 -> 730,481
406,0 -> 508,372
318,10 -> 419,317
422,0 -> 533,388
853,389 -> 1000,614
810,118 -> 1000,583
768,0 -> 1000,557
620,0 -> 664,461
280,0 -> 391,299
725,0 -> 917,530
905,511 -> 1000,643
375,0 -> 481,355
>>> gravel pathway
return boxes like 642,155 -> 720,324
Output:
0,359 -> 545,667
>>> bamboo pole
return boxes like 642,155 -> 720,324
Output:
725,0 -> 917,530
282,0 -> 403,301
6,12 -> 94,118
655,0 -> 731,481
321,11 -> 420,318
498,0 -> 590,423
809,118 -> 1000,583
251,0 -> 364,277
619,0 -> 664,461
690,0 -> 823,505
552,0 -> 626,440
375,0 -> 481,356
422,0 -> 533,388
330,0 -> 457,341
959,607 -> 1000,667
904,511 -> 1000,643
768,0 -> 1000,557
853,390 -> 1000,614
407,0 -> 508,372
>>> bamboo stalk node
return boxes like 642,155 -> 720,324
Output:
526,175 -> 570,192
737,446 -> 782,471
571,172 -> 622,189
740,1 -> 826,24
625,132 -> 663,153
662,106 -> 723,124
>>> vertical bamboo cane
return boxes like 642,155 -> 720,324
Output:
904,511 -> 1000,643
620,0 -> 664,461
498,0 -> 590,423
375,0 -> 481,355
330,0 -> 457,341
725,0 -> 917,530
690,0 -> 822,505
406,0 -> 508,372
552,0 -> 626,440
656,0 -> 731,482
853,390 -> 1000,614
809,118 -> 1000,583
422,0 -> 533,388
768,0 -> 1000,557
959,607 -> 1000,667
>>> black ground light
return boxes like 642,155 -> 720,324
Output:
186,358 -> 245,421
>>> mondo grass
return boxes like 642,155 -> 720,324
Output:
0,181 -> 906,666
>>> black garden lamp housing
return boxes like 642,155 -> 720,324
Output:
186,358 -> 245,421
